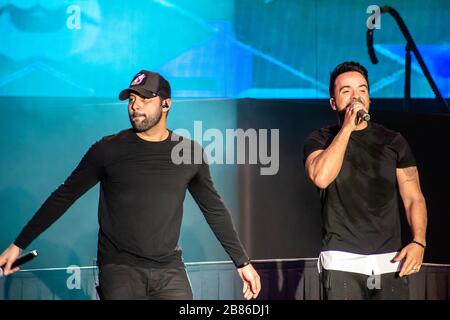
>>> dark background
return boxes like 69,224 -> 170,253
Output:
237,98 -> 450,264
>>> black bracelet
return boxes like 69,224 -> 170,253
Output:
412,240 -> 426,249
237,260 -> 251,269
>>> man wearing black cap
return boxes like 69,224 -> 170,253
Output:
0,70 -> 261,300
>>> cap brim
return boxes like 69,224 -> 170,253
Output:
118,88 -> 157,100
119,88 -> 136,100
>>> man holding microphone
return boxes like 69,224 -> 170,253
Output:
303,61 -> 427,300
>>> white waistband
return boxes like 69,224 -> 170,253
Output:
318,250 -> 401,276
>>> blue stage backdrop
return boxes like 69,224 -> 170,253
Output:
0,0 -> 449,99
0,97 -> 240,269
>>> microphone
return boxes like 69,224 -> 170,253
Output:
0,250 -> 38,277
348,101 -> 371,122
357,109 -> 371,121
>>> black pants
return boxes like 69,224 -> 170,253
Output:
321,269 -> 410,300
98,264 -> 193,300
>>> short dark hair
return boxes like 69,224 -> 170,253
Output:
329,61 -> 369,97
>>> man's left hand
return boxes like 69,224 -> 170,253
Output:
237,264 -> 261,300
394,242 -> 425,277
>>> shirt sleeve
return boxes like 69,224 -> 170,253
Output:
14,140 -> 105,250
188,145 -> 249,268
303,129 -> 329,166
392,133 -> 416,168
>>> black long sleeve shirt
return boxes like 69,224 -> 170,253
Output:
14,129 -> 249,268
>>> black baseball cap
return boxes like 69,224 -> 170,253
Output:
119,70 -> 171,100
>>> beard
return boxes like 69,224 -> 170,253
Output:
336,97 -> 368,125
129,108 -> 163,132
339,97 -> 366,110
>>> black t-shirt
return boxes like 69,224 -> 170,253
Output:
15,129 -> 249,268
303,122 -> 416,254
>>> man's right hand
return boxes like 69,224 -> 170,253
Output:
341,102 -> 367,132
0,244 -> 23,276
